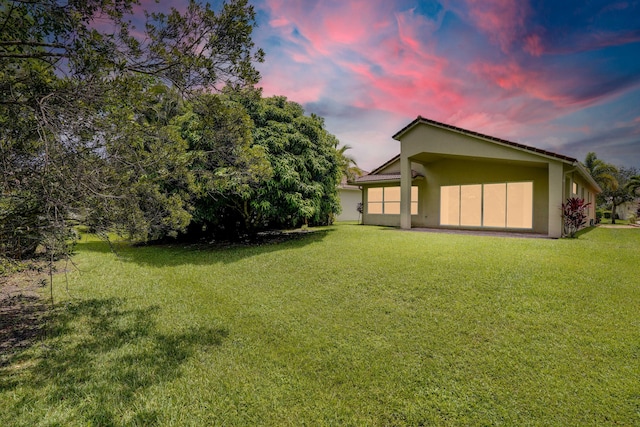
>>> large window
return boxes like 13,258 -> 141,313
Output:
440,182 -> 533,229
368,186 -> 418,215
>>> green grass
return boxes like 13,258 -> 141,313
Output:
2,225 -> 639,426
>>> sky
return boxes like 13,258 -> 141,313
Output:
247,0 -> 640,171
131,0 -> 640,171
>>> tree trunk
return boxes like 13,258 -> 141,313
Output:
611,202 -> 617,224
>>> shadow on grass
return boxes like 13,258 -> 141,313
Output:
0,297 -> 228,426
574,226 -> 597,238
76,228 -> 335,268
0,294 -> 48,367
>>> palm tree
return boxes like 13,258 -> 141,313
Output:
336,144 -> 363,183
584,152 -> 618,193
626,175 -> 640,196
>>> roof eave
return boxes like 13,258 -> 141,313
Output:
369,154 -> 400,175
393,116 -> 580,164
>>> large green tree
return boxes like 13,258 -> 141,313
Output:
179,92 -> 272,239
602,166 -> 639,224
224,93 -> 342,234
0,0 -> 264,258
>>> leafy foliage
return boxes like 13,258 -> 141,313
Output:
178,92 -> 343,240
179,92 -> 272,239
562,197 -> 591,238
247,95 -> 342,230
626,175 -> 640,196
583,152 -> 618,206
0,0 -> 264,258
601,166 -> 639,224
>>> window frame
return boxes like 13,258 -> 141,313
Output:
367,186 -> 419,215
440,181 -> 534,229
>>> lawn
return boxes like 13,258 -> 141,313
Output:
1,225 -> 639,426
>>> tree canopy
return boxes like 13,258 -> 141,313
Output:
601,166 -> 639,224
1,1 -> 347,258
583,152 -> 618,197
583,153 -> 639,223
1,0 -> 265,258
181,91 -> 342,240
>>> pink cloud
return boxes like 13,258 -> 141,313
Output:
524,33 -> 544,56
463,0 -> 530,53
469,60 -> 609,111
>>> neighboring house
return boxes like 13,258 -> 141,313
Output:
352,116 -> 601,238
617,199 -> 640,220
336,175 -> 364,222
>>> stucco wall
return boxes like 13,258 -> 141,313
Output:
361,121 -> 599,237
401,125 -> 553,164
563,167 -> 599,225
415,158 -> 549,233
360,178 -> 423,226
336,188 -> 362,221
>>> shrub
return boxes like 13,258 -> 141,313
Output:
562,197 -> 591,238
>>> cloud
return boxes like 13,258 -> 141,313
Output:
253,0 -> 640,170
459,0 -> 531,53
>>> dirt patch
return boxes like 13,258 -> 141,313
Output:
597,224 -> 640,229
0,263 -> 51,367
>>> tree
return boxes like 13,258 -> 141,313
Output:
223,93 -> 342,233
178,92 -> 272,240
166,90 -> 343,240
0,0 -> 264,258
583,152 -> 618,206
626,175 -> 640,196
253,96 -> 342,229
336,144 -> 363,182
601,167 -> 639,224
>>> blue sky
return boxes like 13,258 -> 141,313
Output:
136,0 -> 640,171
249,0 -> 640,171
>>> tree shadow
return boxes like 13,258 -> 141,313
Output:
0,297 -> 228,426
574,226 -> 597,238
76,228 -> 335,268
0,294 -> 49,368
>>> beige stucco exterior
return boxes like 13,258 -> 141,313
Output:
358,118 -> 601,238
617,199 -> 639,220
336,186 -> 362,221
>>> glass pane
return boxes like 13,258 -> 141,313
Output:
460,184 -> 482,226
368,187 -> 383,202
440,186 -> 460,226
368,202 -> 383,214
483,183 -> 506,227
507,182 -> 533,228
411,186 -> 418,215
384,186 -> 401,202
385,202 -> 400,214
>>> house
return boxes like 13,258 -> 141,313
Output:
616,199 -> 639,221
336,176 -> 363,221
352,116 -> 601,238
